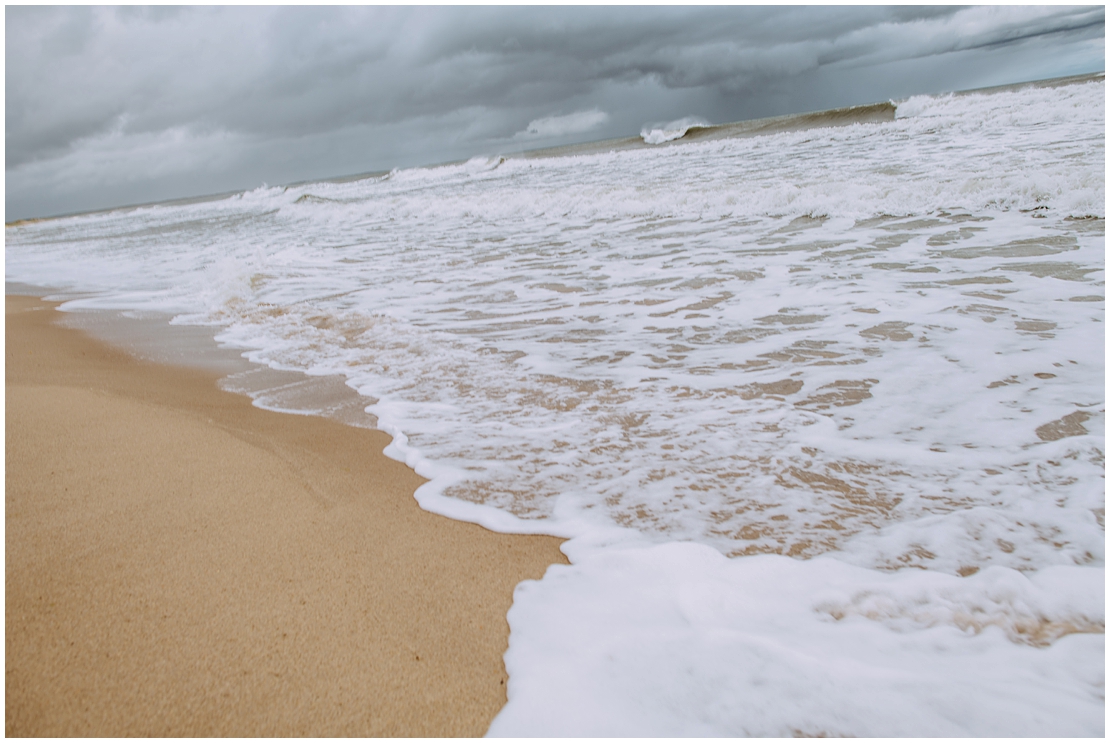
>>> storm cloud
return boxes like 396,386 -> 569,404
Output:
6,5 -> 1104,220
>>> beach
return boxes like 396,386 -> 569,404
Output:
5,75 -> 1103,736
5,294 -> 567,736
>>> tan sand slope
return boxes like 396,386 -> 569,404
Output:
5,295 -> 567,736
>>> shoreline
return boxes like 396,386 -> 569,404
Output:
5,294 -> 567,736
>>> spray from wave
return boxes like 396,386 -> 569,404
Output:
516,109 -> 610,140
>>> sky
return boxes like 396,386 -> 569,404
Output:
5,5 -> 1105,221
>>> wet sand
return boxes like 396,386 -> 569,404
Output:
5,295 -> 567,736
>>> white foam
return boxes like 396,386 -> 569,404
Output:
490,544 -> 1104,737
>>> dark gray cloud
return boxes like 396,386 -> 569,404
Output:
6,5 -> 1104,220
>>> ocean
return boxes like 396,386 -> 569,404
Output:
6,74 -> 1104,736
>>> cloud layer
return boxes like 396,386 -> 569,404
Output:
6,6 -> 1104,220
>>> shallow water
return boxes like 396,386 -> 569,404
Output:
7,77 -> 1104,736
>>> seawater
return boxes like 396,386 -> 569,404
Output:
7,78 -> 1104,736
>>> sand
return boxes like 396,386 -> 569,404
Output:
5,295 -> 567,737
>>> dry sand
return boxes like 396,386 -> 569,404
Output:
5,295 -> 567,736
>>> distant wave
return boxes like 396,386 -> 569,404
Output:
640,116 -> 710,145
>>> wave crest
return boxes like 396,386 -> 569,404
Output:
640,116 -> 710,145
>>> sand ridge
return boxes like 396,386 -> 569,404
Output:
5,295 -> 567,736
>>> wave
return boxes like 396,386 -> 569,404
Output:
638,102 -> 898,146
640,116 -> 711,145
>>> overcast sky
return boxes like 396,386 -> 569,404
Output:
6,5 -> 1104,221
